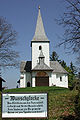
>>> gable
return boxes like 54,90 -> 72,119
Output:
20,61 -> 31,73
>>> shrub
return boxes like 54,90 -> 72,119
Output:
74,90 -> 80,119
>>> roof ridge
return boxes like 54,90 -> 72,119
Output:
50,61 -> 68,74
32,61 -> 52,71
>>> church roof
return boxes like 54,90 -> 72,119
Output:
20,61 -> 68,74
50,61 -> 68,74
31,6 -> 49,42
20,61 -> 31,73
32,62 -> 53,71
20,61 -> 26,73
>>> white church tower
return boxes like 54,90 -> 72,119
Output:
31,6 -> 50,69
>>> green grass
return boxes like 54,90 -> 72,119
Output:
0,86 -> 78,120
3,86 -> 69,93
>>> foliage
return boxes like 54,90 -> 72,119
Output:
66,62 -> 76,89
50,51 -> 59,61
70,62 -> 77,75
60,60 -> 66,68
68,73 -> 75,90
74,90 -> 80,120
0,17 -> 19,69
57,0 -> 80,53
57,0 -> 80,69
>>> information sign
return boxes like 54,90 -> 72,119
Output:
2,93 -> 48,118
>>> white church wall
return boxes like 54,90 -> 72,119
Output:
32,71 -> 36,87
51,74 -> 57,86
46,71 -> 52,86
32,42 -> 49,69
20,73 -> 26,88
20,72 -> 68,88
20,72 -> 31,88
26,72 -> 31,87
51,73 -> 68,88
32,77 -> 35,87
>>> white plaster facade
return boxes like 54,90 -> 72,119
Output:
20,73 -> 26,88
20,69 -> 68,88
31,72 -> 68,88
32,42 -> 50,69
20,72 -> 31,88
51,73 -> 68,88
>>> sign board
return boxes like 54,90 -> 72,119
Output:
2,93 -> 48,118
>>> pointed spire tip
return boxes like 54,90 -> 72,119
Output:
38,5 -> 40,9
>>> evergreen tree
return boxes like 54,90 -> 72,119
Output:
70,62 -> 76,74
50,51 -> 59,61
60,60 -> 66,68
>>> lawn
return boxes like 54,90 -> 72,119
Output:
0,86 -> 78,120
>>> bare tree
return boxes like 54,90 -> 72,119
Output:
0,17 -> 19,69
57,0 -> 80,68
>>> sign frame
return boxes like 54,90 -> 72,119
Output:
2,92 -> 48,119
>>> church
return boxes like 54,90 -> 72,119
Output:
20,6 -> 68,88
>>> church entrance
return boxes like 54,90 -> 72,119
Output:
35,72 -> 49,86
27,82 -> 30,87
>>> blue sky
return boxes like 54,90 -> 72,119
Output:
0,0 -> 76,88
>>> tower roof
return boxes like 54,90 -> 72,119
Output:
31,6 -> 49,42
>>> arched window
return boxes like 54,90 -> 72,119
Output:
39,46 -> 42,50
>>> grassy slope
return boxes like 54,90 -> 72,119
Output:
0,92 -> 1,120
0,87 -> 78,120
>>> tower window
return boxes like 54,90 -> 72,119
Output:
39,46 -> 42,50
